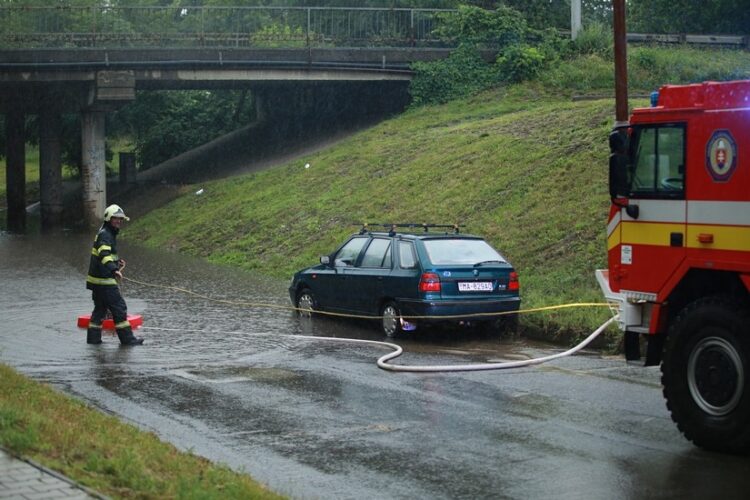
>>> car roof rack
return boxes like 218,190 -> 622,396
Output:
357,223 -> 460,236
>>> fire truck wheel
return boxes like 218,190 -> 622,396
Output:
662,296 -> 750,454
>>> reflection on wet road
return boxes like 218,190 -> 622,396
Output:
1,231 -> 749,500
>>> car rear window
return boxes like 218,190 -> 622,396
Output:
422,239 -> 506,265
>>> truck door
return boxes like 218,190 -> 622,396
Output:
619,123 -> 687,295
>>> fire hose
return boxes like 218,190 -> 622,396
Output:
123,276 -> 618,373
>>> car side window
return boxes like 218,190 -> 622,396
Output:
382,244 -> 392,269
360,238 -> 391,268
398,241 -> 417,269
335,237 -> 367,267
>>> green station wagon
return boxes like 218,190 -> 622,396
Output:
289,225 -> 520,336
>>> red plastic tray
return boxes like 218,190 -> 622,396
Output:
77,314 -> 143,331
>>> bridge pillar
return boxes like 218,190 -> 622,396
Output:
39,104 -> 63,228
5,107 -> 26,233
81,111 -> 106,228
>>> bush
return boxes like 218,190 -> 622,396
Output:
409,44 -> 497,106
497,45 -> 545,83
434,4 -> 529,49
572,22 -> 612,57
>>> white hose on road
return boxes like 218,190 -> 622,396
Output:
374,315 -> 616,372
143,315 -> 617,373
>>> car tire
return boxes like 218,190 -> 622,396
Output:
661,296 -> 750,453
296,288 -> 317,317
381,301 -> 404,338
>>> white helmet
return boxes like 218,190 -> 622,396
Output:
103,204 -> 130,221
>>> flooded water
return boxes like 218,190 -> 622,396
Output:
2,230 -> 750,500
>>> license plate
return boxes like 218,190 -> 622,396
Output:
458,281 -> 493,292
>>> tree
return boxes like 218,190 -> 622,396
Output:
628,0 -> 750,34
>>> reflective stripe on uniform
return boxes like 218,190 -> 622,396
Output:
115,320 -> 131,329
89,323 -> 102,329
86,275 -> 117,286
92,245 -> 112,257
101,255 -> 116,265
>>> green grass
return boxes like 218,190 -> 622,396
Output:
126,46 -> 750,346
125,85 -> 621,344
541,45 -> 750,94
0,363 -> 283,499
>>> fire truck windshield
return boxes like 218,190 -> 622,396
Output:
627,123 -> 686,198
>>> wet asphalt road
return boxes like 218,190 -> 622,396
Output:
1,231 -> 749,500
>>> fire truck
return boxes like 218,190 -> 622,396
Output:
596,79 -> 750,453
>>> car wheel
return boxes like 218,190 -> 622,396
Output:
381,302 -> 404,338
662,296 -> 750,453
296,289 -> 317,317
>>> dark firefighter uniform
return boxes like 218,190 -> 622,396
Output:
86,204 -> 143,345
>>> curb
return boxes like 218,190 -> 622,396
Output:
0,445 -> 109,500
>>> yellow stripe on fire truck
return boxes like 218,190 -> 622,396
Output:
607,200 -> 750,251
608,221 -> 750,252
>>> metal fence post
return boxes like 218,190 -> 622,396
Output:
410,9 -> 415,47
200,7 -> 205,47
306,7 -> 311,48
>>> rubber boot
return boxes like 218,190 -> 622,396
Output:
116,327 -> 144,346
87,327 -> 102,344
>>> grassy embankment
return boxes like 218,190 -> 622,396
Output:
0,364 -> 283,499
126,46 -> 750,348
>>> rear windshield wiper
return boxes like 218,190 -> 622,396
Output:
473,260 -> 505,267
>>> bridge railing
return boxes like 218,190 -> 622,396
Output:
0,6 -> 457,49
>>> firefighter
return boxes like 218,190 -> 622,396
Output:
86,204 -> 144,346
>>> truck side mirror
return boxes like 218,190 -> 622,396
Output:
320,255 -> 330,266
609,153 -> 629,198
609,128 -> 630,199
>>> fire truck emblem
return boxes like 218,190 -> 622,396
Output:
706,130 -> 737,182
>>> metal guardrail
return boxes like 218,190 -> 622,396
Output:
0,6 -> 746,51
0,6 -> 456,49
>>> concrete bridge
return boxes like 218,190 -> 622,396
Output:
0,46 -> 471,231
0,5 -> 462,230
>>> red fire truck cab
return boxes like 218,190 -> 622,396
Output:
597,80 -> 750,453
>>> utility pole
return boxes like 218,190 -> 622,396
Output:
571,0 -> 581,40
613,0 -> 628,126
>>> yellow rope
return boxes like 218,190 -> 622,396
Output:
123,276 -> 611,321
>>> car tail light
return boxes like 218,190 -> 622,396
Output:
508,271 -> 519,291
419,272 -> 441,292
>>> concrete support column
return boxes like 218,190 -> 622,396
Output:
571,0 -> 581,40
81,110 -> 106,227
39,105 -> 63,228
5,108 -> 26,233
